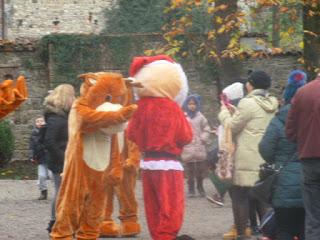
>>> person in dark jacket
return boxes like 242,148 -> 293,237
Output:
260,70 -> 306,240
43,84 -> 75,233
29,116 -> 49,200
286,71 -> 320,240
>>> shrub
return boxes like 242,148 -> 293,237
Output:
0,120 -> 15,167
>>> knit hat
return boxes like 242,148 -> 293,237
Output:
222,82 -> 244,100
248,70 -> 271,90
129,55 -> 188,106
283,70 -> 307,104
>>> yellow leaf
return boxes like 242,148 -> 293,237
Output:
215,16 -> 223,24
217,26 -> 226,34
219,4 -> 228,11
288,27 -> 295,34
299,41 -> 304,49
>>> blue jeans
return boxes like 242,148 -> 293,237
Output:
302,158 -> 320,240
51,172 -> 61,221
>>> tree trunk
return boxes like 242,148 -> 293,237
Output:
303,2 -> 320,80
214,0 -> 242,90
272,4 -> 280,47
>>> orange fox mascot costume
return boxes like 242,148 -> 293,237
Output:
100,89 -> 141,238
50,72 -> 137,240
0,75 -> 28,119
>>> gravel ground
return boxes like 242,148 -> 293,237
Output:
0,179 -> 250,240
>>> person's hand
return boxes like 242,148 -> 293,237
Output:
227,104 -> 236,114
30,158 -> 38,165
220,101 -> 228,111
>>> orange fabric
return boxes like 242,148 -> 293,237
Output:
0,76 -> 28,119
50,72 -> 137,240
100,86 -> 141,237
100,136 -> 141,237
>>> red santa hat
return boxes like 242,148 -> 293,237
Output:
129,55 -> 188,106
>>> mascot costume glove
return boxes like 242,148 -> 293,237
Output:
0,75 -> 28,119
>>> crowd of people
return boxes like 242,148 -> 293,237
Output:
27,65 -> 320,240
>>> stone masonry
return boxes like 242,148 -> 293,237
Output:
3,0 -> 115,40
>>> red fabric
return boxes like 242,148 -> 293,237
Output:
142,170 -> 184,240
127,97 -> 192,156
129,55 -> 174,77
286,77 -> 320,159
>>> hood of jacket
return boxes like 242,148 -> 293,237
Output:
276,104 -> 290,124
247,89 -> 278,113
44,102 -> 68,117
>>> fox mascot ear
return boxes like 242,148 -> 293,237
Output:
78,73 -> 98,86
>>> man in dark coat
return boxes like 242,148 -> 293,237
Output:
286,71 -> 320,240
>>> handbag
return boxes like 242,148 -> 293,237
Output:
215,124 -> 234,182
251,153 -> 296,204
250,168 -> 280,204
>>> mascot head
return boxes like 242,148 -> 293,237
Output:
129,55 -> 188,106
78,72 -> 130,109
78,72 -> 139,134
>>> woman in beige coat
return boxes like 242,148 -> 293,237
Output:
219,71 -> 278,240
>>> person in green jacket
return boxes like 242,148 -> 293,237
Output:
259,70 -> 307,240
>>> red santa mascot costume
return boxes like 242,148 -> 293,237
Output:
127,55 -> 193,240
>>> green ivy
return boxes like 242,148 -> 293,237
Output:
103,0 -> 169,34
0,120 -> 15,167
39,34 -> 106,87
38,34 -> 149,87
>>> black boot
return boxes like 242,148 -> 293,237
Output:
38,190 -> 47,200
47,220 -> 55,233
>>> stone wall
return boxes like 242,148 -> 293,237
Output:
3,0 -> 114,40
0,49 -> 49,161
0,37 -> 300,161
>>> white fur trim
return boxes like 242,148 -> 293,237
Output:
174,63 -> 188,106
222,82 -> 244,100
133,60 -> 188,105
140,159 -> 184,171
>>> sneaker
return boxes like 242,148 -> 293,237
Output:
251,226 -> 260,236
38,190 -> 47,200
47,220 -> 55,233
206,193 -> 224,206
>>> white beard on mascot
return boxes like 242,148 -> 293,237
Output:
127,55 -> 193,240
